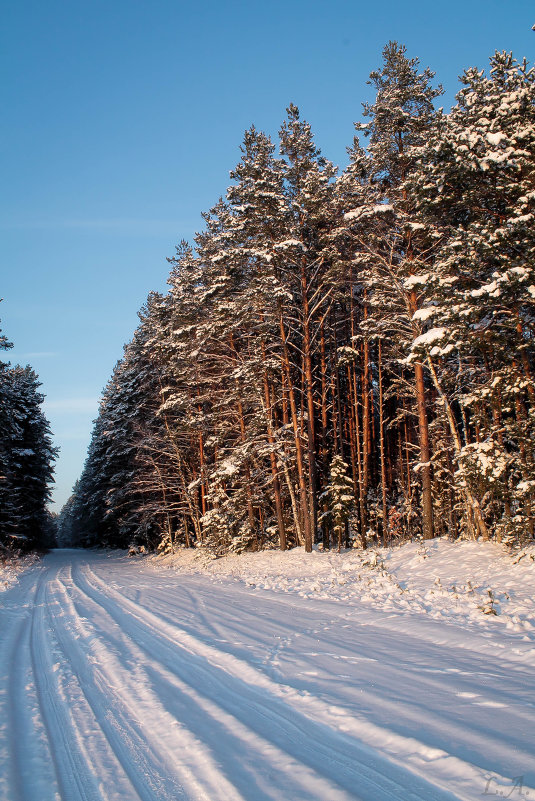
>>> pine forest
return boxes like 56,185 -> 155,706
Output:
55,43 -> 535,556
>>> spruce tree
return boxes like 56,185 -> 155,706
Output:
0,363 -> 56,550
320,455 -> 355,551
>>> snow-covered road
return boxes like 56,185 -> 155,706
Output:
0,549 -> 533,801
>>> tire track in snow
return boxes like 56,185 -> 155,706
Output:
123,580 -> 534,708
57,568 -> 367,801
68,567 -> 399,801
42,564 -> 154,801
60,573 -> 367,801
4,614 -> 35,801
48,572 -> 250,801
76,559 -> 502,801
126,572 -> 535,775
0,572 -> 58,801
29,567 -> 106,801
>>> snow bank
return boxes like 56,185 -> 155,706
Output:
150,538 -> 535,645
0,552 -> 39,592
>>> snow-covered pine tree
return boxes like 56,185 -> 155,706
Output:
56,483 -> 78,546
278,104 -> 338,551
406,50 -> 535,542
70,294 -> 173,549
339,42 -> 443,542
320,455 -> 355,551
213,127 -> 291,550
154,120 -> 339,555
0,362 -> 56,550
0,316 -> 15,548
333,137 -> 378,546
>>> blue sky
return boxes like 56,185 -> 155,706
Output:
1,0 -> 533,511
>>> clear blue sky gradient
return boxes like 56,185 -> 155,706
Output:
2,0 -> 533,511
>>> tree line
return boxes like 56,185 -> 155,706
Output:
59,43 -> 535,553
0,314 -> 57,554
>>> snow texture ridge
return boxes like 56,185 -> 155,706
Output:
153,538 -> 535,655
0,543 -> 533,801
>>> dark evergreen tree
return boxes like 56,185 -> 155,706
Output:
0,355 -> 56,551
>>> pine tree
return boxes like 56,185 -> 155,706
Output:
72,295 -> 170,549
320,455 -> 355,551
407,50 -> 535,542
339,42 -> 443,541
279,104 -> 338,550
0,361 -> 56,550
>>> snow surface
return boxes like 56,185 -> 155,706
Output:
412,327 -> 447,348
0,541 -> 534,800
0,551 -> 38,593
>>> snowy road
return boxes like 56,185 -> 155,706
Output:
0,550 -> 533,801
